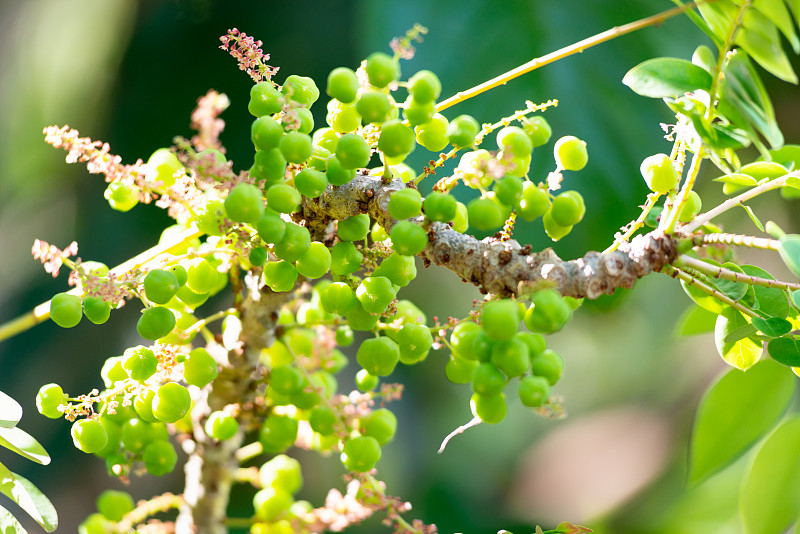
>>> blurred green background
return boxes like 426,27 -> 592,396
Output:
1,1 -> 798,532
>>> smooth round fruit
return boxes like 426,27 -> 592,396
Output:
104,182 -> 139,212
679,190 -> 702,222
470,392 -> 507,424
96,489 -> 134,522
134,389 -> 158,422
205,411 -> 239,441
518,182 -> 550,221
266,184 -> 301,214
330,241 -> 363,275
185,258 -> 218,294
313,127 -> 339,152
489,337 -> 530,377
225,183 -> 265,224
357,337 -> 400,376
309,406 -> 337,435
397,323 -> 433,364
450,321 -> 482,360
146,149 -> 183,189
365,52 -> 400,88
249,82 -> 283,116
408,70 -> 441,103
252,116 -> 284,152
72,419 -> 108,453
142,440 -> 178,476
518,375 -> 551,408
295,107 -> 314,134
327,99 -> 361,133
361,408 -> 397,445
137,306 -> 176,340
259,414 -> 298,454
531,349 -> 564,385
295,242 -> 332,279
356,91 -> 393,124
372,252 -> 416,287
551,190 -> 586,226
270,365 -> 304,395
521,115 -> 552,147
424,191 -> 457,222
279,132 -> 313,164
259,454 -> 303,494
447,115 -> 480,148
250,148 -> 287,185
82,296 -> 111,325
467,197 -> 504,231
378,120 -> 415,158
414,113 -> 449,152
472,363 -> 506,396
518,331 -> 547,358
36,383 -> 65,419
453,201 -> 469,232
345,301 -> 380,331
253,487 -> 293,522
249,247 -> 268,266
100,356 -> 127,388
273,223 -> 311,262
327,67 -> 360,103
281,75 -> 319,106
356,276 -> 397,314
472,330 -> 495,362
144,269 -> 180,305
94,418 -> 121,458
152,382 -> 191,423
50,293 -> 82,328
388,188 -> 422,220
338,214 -> 371,242
294,169 -> 328,199
403,96 -> 436,126
80,513 -> 112,534
325,156 -> 356,185
264,261 -> 298,292
542,211 -> 573,241
445,356 -> 478,384
183,347 -> 218,387
493,176 -> 524,207
341,435 -> 382,472
640,153 -> 678,193
481,299 -> 521,341
123,346 -> 158,381
390,221 -> 428,256
335,134 -> 371,169
554,135 -> 588,171
355,369 -> 379,391
524,289 -> 572,334
496,126 -> 532,157
319,282 -> 358,315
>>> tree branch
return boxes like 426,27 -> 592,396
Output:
302,173 -> 678,299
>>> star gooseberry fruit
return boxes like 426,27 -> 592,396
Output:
640,153 -> 679,193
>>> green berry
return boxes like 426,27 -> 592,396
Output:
542,211 -> 573,241
259,454 -> 303,494
253,487 -> 293,522
104,182 -> 139,212
97,489 -> 135,522
450,321 -> 482,360
397,323 -> 433,364
550,190 -> 586,226
270,365 -> 304,395
335,134 -> 371,169
184,347 -> 218,387
330,241 -> 363,275
408,70 -> 441,103
531,349 -> 564,385
356,276 -> 397,314
137,306 -> 176,340
152,382 -> 191,423
309,406 -> 338,436
134,389 -> 158,423
250,148 -> 288,185
518,182 -> 550,221
36,383 -> 65,419
327,67 -> 360,103
252,116 -> 285,151
144,269 -> 180,305
679,190 -> 703,222
372,252 -> 417,287
521,115 -> 552,147
470,392 -> 507,424
493,176 -> 524,207
467,197 -> 504,231
341,435 -> 382,472
390,221 -> 427,255
123,346 -> 158,381
357,337 -> 400,376
94,418 -> 122,458
146,148 -> 183,188
295,242 -> 332,279
279,132 -> 313,164
345,300 -> 381,331
453,201 -> 469,232
517,331 -> 547,358
472,362 -> 506,396
273,223 -> 311,262
338,214 -> 371,242
336,325 -> 355,346
361,408 -> 397,445
554,135 -> 588,171
142,440 -> 178,476
295,107 -> 314,134
518,375 -> 551,408
365,52 -> 400,88
249,246 -> 268,266
281,75 -> 319,106
497,126 -> 532,157
423,192 -> 457,222
447,115 -> 480,148
259,414 -> 298,454
524,289 -> 572,334
313,127 -> 340,152
264,261 -> 299,292
356,91 -> 393,124
267,184 -> 302,214
185,258 -> 218,294
249,82 -> 283,117
82,296 -> 111,325
205,411 -> 239,441
294,169 -> 328,198
80,513 -> 112,534
445,356 -> 478,384
319,282 -> 358,315
325,156 -> 356,186
388,188 -> 423,220
489,336 -> 530,377
403,96 -> 436,126
225,183 -> 265,224
100,356 -> 127,388
72,419 -> 108,453
327,99 -> 361,133
355,369 -> 379,391
378,120 -> 416,158
481,299 -> 521,341
414,113 -> 449,152
50,293 -> 82,328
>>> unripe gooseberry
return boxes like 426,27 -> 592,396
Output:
152,382 -> 191,423
554,135 -> 588,171
50,292 -> 83,328
357,337 -> 400,376
341,435 -> 382,472
640,153 -> 679,193
679,190 -> 703,222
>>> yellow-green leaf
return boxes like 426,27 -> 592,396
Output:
0,462 -> 57,532
623,58 -> 713,98
0,427 -> 49,466
715,307 -> 762,369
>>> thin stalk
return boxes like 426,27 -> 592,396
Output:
604,192 -> 663,253
662,146 -> 705,233
662,265 -> 759,318
687,232 -> 780,251
676,255 -> 800,291
435,2 -> 700,113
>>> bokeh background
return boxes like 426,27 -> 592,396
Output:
1,1 -> 799,533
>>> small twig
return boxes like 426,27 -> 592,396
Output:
662,265 -> 759,318
688,232 -> 780,251
438,416 -> 482,454
676,255 -> 800,291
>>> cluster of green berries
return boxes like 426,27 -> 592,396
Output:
78,489 -> 136,534
446,291 -> 575,424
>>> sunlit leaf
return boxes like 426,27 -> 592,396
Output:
0,462 -> 57,532
723,322 -> 759,344
715,307 -> 762,370
623,58 -> 712,98
768,336 -> 800,366
710,262 -> 748,301
0,503 -> 27,534
675,305 -> 718,336
740,204 -> 765,232
697,0 -> 739,42
681,278 -> 725,314
753,0 -> 800,53
0,393 -> 21,429
752,316 -> 792,338
737,7 -> 798,83
712,173 -> 758,186
0,428 -> 49,466
741,265 -> 791,318
689,359 -> 794,486
741,416 -> 800,534
778,235 -> 800,278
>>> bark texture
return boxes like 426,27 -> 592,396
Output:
303,172 -> 678,299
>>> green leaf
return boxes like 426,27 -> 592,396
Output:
778,235 -> 800,278
0,462 -> 57,532
737,7 -> 798,84
741,265 -> 791,318
710,262 -> 749,301
0,394 -> 21,429
623,58 -> 713,98
767,144 -> 800,170
697,0 -> 739,42
0,428 -> 49,466
723,322 -> 759,344
712,173 -> 758,186
715,307 -> 763,370
0,503 -> 27,534
740,204 -> 765,232
689,359 -> 795,486
768,336 -> 800,366
681,278 -> 725,314
753,0 -> 800,53
741,416 -> 800,534
675,305 -> 718,336
752,316 -> 793,338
